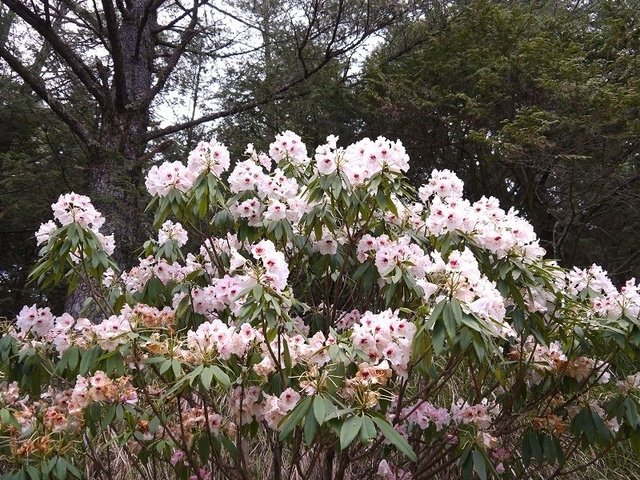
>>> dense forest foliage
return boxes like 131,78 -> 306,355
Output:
1,0 -> 639,317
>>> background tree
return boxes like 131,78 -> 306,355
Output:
0,75 -> 86,316
0,0 -> 408,260
357,0 -> 640,283
0,0 -> 413,316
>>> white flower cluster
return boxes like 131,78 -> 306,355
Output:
146,140 -> 231,197
190,275 -> 248,318
186,319 -> 261,361
187,139 -> 231,177
268,130 -> 308,165
227,159 -> 303,226
158,220 -> 188,247
351,310 -> 417,378
313,135 -> 410,183
36,193 -> 115,255
565,265 -> 640,319
120,256 -> 195,292
417,170 -> 543,259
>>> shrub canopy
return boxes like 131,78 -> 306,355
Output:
2,132 -> 640,479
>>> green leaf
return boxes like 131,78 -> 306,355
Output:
371,416 -> 417,462
432,321 -> 446,355
428,300 -> 447,328
26,466 -> 39,480
411,328 -> 433,373
171,359 -> 182,378
340,415 -> 363,450
211,365 -> 231,388
451,298 -> 463,323
359,415 -> 377,442
443,303 -> 457,339
66,346 -> 80,371
65,461 -> 83,479
79,346 -> 101,375
524,430 -> 543,464
313,396 -> 328,425
201,366 -> 214,390
146,276 -> 164,300
279,396 -> 312,440
42,457 -> 57,477
159,359 -> 172,375
304,408 -> 318,444
625,398 -> 638,428
55,458 -> 67,480
472,449 -> 487,480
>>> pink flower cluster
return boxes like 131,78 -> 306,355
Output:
402,401 -> 451,431
2,372 -> 136,444
146,161 -> 195,196
269,130 -> 308,165
253,330 -> 336,378
227,159 -> 303,226
419,170 -> 543,260
565,265 -> 640,320
419,169 -> 464,200
430,249 -> 511,333
351,310 -> 416,378
229,385 -> 303,430
228,385 -> 262,424
370,235 -> 431,279
71,371 -> 138,411
377,459 -> 413,480
120,256 -> 195,292
259,388 -> 301,429
450,399 -> 494,429
146,138 -> 231,198
190,275 -> 248,318
250,239 -> 290,291
357,234 -> 511,336
314,135 -> 339,174
14,305 -> 89,354
186,319 -> 261,361
0,381 -> 20,406
508,336 -> 611,385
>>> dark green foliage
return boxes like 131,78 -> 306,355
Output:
0,78 -> 86,316
358,0 -> 640,283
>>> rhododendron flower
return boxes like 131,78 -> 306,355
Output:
269,130 -> 308,165
158,220 -> 188,247
315,136 -> 339,174
377,459 -> 412,480
35,220 -> 57,245
187,139 -> 230,177
146,161 -> 195,196
52,192 -> 105,230
16,304 -> 55,337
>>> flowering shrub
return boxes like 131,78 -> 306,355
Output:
2,131 -> 640,479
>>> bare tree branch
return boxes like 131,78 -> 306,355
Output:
3,0 -> 106,106
101,0 -> 126,109
0,42 -> 97,147
143,0 -> 200,106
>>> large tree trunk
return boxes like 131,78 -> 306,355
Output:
65,1 -> 156,317
94,0 -> 156,265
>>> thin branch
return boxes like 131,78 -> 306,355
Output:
0,42 -> 97,147
3,0 -> 106,106
143,0 -> 200,106
101,0 -> 126,110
